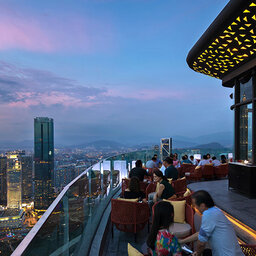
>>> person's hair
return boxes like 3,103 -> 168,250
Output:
128,176 -> 140,193
182,156 -> 186,160
212,156 -> 216,160
169,153 -> 174,159
152,157 -> 157,161
203,155 -> 207,160
190,155 -> 194,159
147,201 -> 174,250
221,155 -> 226,160
206,153 -> 210,158
153,169 -> 168,182
154,154 -> 157,157
192,190 -> 215,208
184,154 -> 188,159
164,157 -> 173,165
135,160 -> 142,168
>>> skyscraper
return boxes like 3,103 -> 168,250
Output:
6,151 -> 25,209
34,117 -> 54,210
21,155 -> 33,204
0,156 -> 7,206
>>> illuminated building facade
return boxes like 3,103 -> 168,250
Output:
34,117 -> 54,210
187,0 -> 256,197
6,151 -> 25,209
160,138 -> 172,161
0,157 -> 7,206
21,155 -> 33,203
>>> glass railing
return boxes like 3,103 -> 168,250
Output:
12,149 -> 158,256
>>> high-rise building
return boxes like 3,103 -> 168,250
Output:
21,155 -> 33,204
34,117 -> 54,210
0,156 -> 7,206
6,151 -> 25,209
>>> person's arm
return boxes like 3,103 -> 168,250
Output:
154,184 -> 164,202
179,232 -> 198,244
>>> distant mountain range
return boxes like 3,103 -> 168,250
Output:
0,131 -> 233,151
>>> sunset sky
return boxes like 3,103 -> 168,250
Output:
0,0 -> 232,145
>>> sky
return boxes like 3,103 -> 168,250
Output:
0,0 -> 233,146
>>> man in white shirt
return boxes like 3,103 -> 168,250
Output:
146,157 -> 157,169
190,155 -> 198,166
212,156 -> 221,166
198,155 -> 210,166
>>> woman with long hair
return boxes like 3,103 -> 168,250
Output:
153,170 -> 175,203
147,201 -> 182,255
123,176 -> 145,200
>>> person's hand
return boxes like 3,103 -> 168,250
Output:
142,198 -> 147,203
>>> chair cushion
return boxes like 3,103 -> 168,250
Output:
169,222 -> 191,238
117,198 -> 138,202
163,200 -> 186,223
127,243 -> 144,256
183,188 -> 191,197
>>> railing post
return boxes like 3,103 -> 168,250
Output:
63,194 -> 69,256
100,162 -> 104,198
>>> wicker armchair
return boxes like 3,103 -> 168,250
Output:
172,177 -> 187,196
121,178 -> 149,196
145,182 -> 157,200
202,164 -> 214,179
214,163 -> 228,178
240,244 -> 256,255
111,199 -> 150,242
185,166 -> 202,181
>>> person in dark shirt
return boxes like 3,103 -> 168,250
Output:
124,176 -> 145,200
163,157 -> 178,180
129,159 -> 148,181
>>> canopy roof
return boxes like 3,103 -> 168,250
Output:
187,0 -> 256,85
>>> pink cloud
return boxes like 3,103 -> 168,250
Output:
104,87 -> 187,100
0,6 -> 114,53
9,91 -> 101,108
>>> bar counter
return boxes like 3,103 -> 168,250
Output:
229,162 -> 256,198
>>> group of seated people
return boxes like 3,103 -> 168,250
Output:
173,153 -> 228,168
127,159 -> 177,202
123,157 -> 242,255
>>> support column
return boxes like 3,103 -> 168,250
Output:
234,79 -> 240,161
252,70 -> 256,165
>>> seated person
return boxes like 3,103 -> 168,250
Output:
181,155 -> 192,164
212,156 -> 221,166
129,160 -> 149,181
220,154 -> 227,164
147,201 -> 182,256
152,170 -> 175,203
179,190 -> 243,256
154,154 -> 162,168
163,157 -> 178,180
124,176 -> 145,200
198,155 -> 210,166
190,155 -> 198,166
173,153 -> 179,166
206,153 -> 212,163
146,156 -> 158,169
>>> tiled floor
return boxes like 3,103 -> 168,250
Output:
188,179 -> 256,230
103,223 -> 149,256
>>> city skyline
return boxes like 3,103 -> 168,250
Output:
0,0 -> 232,146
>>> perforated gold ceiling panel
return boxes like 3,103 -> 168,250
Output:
192,1 -> 256,79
